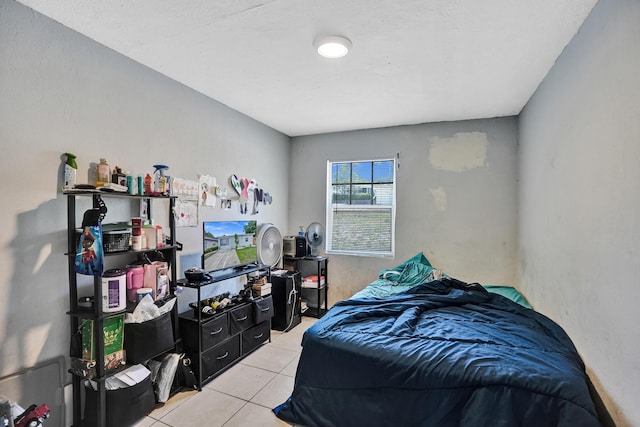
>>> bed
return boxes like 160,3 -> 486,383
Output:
273,253 -> 601,427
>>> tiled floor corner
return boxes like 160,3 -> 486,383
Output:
136,316 -> 316,427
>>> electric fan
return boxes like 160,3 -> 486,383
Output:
256,223 -> 283,267
305,222 -> 325,257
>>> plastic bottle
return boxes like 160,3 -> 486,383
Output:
153,164 -> 169,195
96,158 -> 110,187
126,173 -> 134,195
144,173 -> 153,195
63,152 -> 77,190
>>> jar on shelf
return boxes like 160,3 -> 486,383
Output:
96,158 -> 110,188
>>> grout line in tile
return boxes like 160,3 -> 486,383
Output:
219,400 -> 250,427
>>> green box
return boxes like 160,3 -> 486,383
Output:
81,314 -> 125,369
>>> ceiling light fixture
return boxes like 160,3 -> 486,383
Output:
313,35 -> 352,59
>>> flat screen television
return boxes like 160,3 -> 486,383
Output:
202,220 -> 258,272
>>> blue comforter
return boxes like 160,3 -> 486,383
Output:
274,278 -> 601,427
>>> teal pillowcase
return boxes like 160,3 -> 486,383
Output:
378,252 -> 434,286
483,285 -> 533,309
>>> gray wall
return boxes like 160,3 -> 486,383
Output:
290,118 -> 519,304
518,0 -> 640,425
0,1 -> 289,421
3,0 -> 637,425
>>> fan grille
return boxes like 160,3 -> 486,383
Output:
257,224 -> 282,267
306,222 -> 325,256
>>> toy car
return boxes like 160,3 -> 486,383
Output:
14,404 -> 50,427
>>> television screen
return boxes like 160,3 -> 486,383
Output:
203,220 -> 258,272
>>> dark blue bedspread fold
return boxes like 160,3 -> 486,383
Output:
273,278 -> 601,427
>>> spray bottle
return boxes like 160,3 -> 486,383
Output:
63,152 -> 77,190
153,164 -> 170,195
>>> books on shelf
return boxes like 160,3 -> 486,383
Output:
302,275 -> 325,288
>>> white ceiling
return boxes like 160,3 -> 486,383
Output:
17,0 -> 598,137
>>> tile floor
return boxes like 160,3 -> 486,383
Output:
133,316 -> 316,427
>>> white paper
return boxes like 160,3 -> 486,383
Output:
113,364 -> 150,388
199,175 -> 217,206
175,199 -> 198,227
171,177 -> 199,201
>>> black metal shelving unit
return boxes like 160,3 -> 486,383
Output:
282,256 -> 329,318
65,191 -> 178,427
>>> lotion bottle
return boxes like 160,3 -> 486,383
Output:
96,158 -> 110,187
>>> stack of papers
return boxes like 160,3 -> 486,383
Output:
104,364 -> 150,390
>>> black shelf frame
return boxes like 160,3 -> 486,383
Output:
177,264 -> 270,390
177,264 -> 270,289
283,256 -> 329,318
65,191 -> 178,427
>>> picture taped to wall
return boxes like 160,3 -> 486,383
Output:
176,199 -> 198,227
199,175 -> 216,207
172,177 -> 199,201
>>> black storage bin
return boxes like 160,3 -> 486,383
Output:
228,304 -> 253,335
192,335 -> 241,379
242,320 -> 271,355
253,295 -> 274,324
84,373 -> 155,427
180,311 -> 229,352
124,311 -> 174,364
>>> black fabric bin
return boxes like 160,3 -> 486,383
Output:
124,311 -> 174,364
253,295 -> 274,324
84,373 -> 155,427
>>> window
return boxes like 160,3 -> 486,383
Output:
326,158 -> 396,257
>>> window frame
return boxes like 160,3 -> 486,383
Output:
325,157 -> 396,258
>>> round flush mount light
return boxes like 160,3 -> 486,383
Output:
313,35 -> 352,59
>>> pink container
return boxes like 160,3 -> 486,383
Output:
126,266 -> 145,302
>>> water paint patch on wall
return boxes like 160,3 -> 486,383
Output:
429,186 -> 448,211
428,131 -> 488,172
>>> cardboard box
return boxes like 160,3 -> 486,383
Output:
253,282 -> 272,296
73,314 -> 126,377
143,225 -> 163,249
81,315 -> 125,361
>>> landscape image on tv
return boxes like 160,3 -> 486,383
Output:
203,220 -> 257,271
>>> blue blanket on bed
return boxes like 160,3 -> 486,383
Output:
273,278 -> 601,427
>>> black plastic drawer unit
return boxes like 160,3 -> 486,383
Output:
242,321 -> 271,355
192,335 -> 241,380
178,296 -> 274,387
